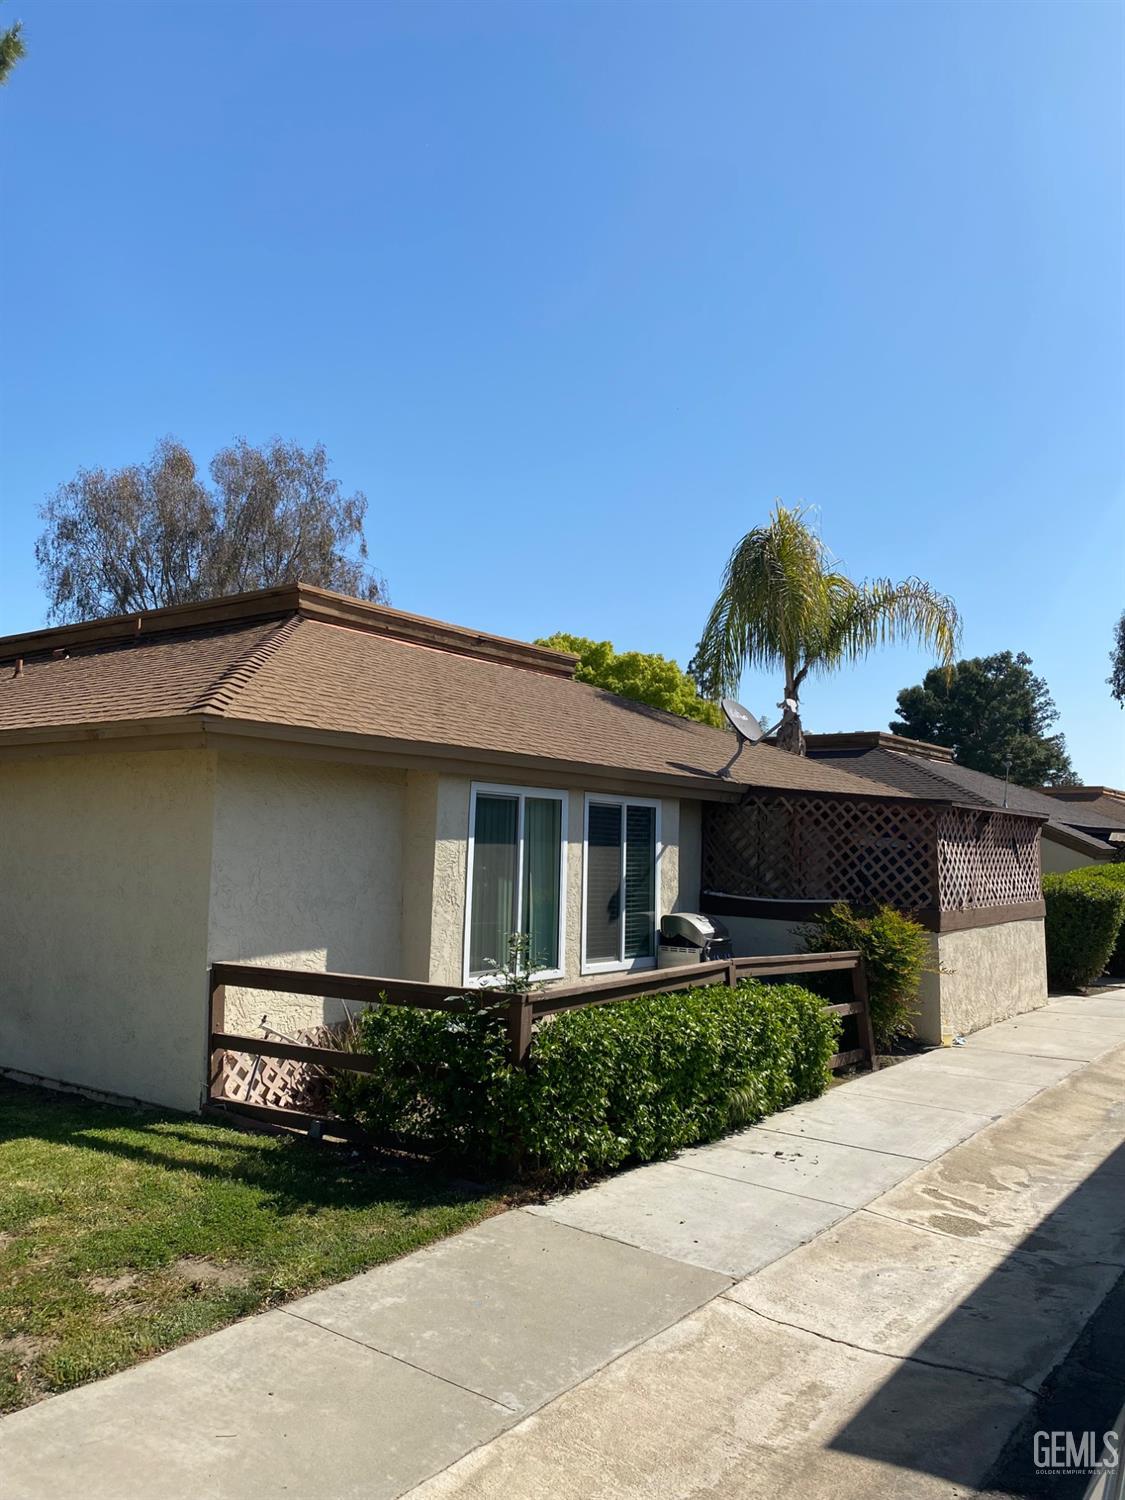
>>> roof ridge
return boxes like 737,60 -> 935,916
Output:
188,615 -> 304,717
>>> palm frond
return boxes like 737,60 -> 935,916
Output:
695,503 -> 838,695
695,505 -> 961,717
822,577 -> 961,670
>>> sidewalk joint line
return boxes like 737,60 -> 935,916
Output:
664,1158 -> 857,1212
839,1085 -> 1008,1119
278,1308 -> 520,1413
743,1125 -> 927,1163
720,1297 -> 1042,1398
516,1206 -> 738,1285
961,1045 -> 1103,1064
758,1124 -> 950,1162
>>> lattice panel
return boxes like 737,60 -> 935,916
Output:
703,796 -> 938,911
219,1024 -> 339,1114
937,811 -> 1041,910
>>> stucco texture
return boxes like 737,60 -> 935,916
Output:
0,749 -> 216,1111
1040,835 -> 1105,875
208,755 -> 406,1034
916,919 -> 1047,1043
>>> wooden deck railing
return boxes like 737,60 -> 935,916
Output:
206,950 -> 875,1134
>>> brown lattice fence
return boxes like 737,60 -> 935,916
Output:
703,795 -> 1042,915
703,796 -> 938,910
936,810 -> 1041,910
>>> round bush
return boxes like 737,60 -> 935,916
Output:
1042,870 -> 1125,989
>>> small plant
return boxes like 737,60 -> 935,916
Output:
476,931 -> 550,993
799,903 -> 933,1050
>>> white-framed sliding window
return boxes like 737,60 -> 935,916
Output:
581,795 -> 662,974
463,783 -> 568,984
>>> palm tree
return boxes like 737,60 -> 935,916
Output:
0,14 -> 25,87
693,504 -> 960,754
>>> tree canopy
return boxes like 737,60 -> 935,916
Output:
36,437 -> 385,622
692,504 -> 959,753
535,634 -> 723,727
1110,609 -> 1125,709
891,650 -> 1077,787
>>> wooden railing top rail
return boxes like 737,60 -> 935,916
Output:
209,961 -> 482,1012
530,950 -> 862,1018
207,948 -> 876,1118
210,950 -> 862,1014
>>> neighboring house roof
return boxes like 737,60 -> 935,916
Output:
1035,786 -> 1125,835
0,586 -> 924,803
806,732 -> 1109,858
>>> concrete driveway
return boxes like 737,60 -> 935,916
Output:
2,987 -> 1124,1500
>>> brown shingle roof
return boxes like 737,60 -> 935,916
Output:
0,586 -> 924,801
0,621 -> 283,729
225,617 -> 917,796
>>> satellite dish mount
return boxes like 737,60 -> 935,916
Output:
717,697 -> 794,777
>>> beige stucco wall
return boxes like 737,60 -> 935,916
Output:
208,754 -> 406,1034
0,747 -> 745,1111
0,749 -> 216,1112
718,903 -> 1047,1048
1041,833 -> 1104,874
425,774 -> 472,985
915,918 -> 1047,1043
676,799 -> 703,911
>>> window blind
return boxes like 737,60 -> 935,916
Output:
585,801 -> 623,963
624,804 -> 656,959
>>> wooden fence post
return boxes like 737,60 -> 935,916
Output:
208,972 -> 228,1101
507,993 -> 533,1067
851,958 -> 878,1072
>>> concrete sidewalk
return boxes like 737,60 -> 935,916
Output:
3,988 -> 1124,1500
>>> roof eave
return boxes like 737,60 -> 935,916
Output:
1044,823 -> 1116,859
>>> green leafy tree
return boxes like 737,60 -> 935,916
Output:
891,650 -> 1077,787
36,437 -> 386,622
692,504 -> 959,753
0,11 -> 25,86
1110,609 -> 1125,708
535,633 -> 722,727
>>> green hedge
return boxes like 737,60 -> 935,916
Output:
332,981 -> 840,1181
799,903 -> 931,1050
1062,864 -> 1125,979
1042,869 -> 1125,989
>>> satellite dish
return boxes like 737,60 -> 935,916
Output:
721,698 -> 765,744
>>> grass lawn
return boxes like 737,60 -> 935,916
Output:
0,1080 -> 507,1413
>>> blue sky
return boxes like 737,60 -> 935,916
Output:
1,0 -> 1122,781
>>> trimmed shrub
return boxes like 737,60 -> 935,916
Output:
1043,869 -> 1125,988
1069,864 -> 1125,978
799,903 -> 931,1050
332,981 -> 840,1181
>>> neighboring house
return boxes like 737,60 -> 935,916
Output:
804,732 -> 1117,874
0,587 -> 1048,1111
1035,785 -> 1125,856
